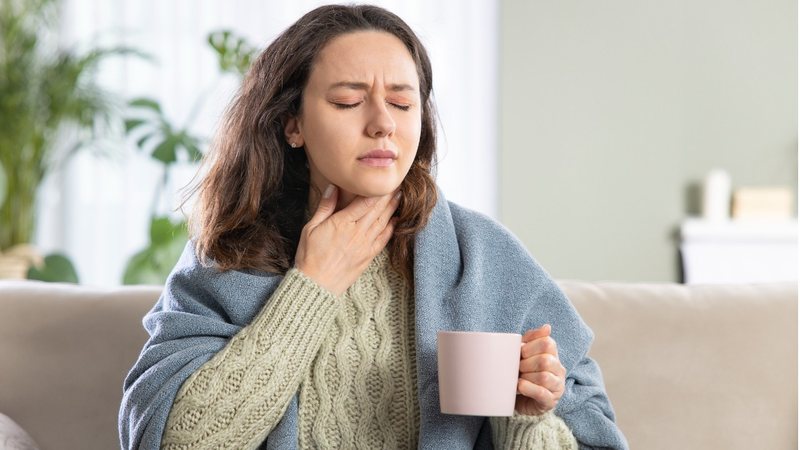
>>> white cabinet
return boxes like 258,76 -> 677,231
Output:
680,218 -> 797,284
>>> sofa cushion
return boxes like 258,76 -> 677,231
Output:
560,280 -> 797,450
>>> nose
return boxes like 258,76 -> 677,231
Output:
366,102 -> 396,138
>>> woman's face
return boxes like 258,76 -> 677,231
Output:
286,31 -> 422,205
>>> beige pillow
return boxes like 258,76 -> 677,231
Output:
0,413 -> 39,450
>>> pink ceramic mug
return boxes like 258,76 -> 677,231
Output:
437,331 -> 522,416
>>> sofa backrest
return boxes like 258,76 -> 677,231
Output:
0,281 -> 160,450
561,280 -> 797,450
0,280 -> 796,450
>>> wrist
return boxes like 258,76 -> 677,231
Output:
293,266 -> 346,297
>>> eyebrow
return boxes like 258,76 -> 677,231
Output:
327,81 -> 417,92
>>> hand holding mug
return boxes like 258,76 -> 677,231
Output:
516,324 -> 567,416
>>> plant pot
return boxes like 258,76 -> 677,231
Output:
0,244 -> 44,280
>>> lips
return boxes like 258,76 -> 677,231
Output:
357,149 -> 397,167
358,149 -> 397,160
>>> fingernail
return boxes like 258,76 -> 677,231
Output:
323,184 -> 335,199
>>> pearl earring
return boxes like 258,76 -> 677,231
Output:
290,142 -> 297,148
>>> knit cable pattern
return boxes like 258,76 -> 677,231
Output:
491,412 -> 579,449
161,268 -> 342,449
298,248 -> 420,448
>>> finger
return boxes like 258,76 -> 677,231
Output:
355,189 -> 400,232
306,184 -> 339,229
367,191 -> 402,237
517,378 -> 555,408
521,336 -> 559,359
519,371 -> 563,393
522,324 -> 551,343
382,190 -> 402,223
519,353 -> 563,374
371,217 -> 397,254
338,191 -> 391,223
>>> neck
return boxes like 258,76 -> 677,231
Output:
307,184 -> 357,216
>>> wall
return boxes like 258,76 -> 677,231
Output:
499,0 -> 797,282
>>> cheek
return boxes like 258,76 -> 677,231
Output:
302,112 -> 354,161
396,109 -> 422,140
399,115 -> 422,159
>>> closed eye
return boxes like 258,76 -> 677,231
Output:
331,101 -> 412,111
332,102 -> 361,109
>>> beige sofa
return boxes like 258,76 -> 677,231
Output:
0,279 -> 796,449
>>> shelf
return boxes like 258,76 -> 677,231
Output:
679,218 -> 797,284
680,218 -> 797,242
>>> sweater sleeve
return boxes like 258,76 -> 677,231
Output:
489,412 -> 578,450
159,268 -> 341,449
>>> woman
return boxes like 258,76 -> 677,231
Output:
119,4 -> 628,449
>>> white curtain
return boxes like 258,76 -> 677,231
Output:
36,0 -> 498,286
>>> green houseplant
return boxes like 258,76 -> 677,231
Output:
0,0 -> 133,281
121,30 -> 257,284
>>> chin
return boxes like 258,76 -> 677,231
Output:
346,182 -> 400,198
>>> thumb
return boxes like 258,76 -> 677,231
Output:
522,324 -> 551,343
307,184 -> 338,228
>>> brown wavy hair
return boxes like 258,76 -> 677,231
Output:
188,4 -> 438,283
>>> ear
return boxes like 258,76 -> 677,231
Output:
283,116 -> 304,148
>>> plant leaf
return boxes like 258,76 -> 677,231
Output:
122,248 -> 164,285
153,225 -> 188,269
0,160 -> 6,209
27,253 -> 80,283
208,30 -> 231,55
149,216 -> 174,246
136,131 -> 159,149
123,217 -> 188,285
129,97 -> 162,113
124,118 -> 146,133
207,29 -> 257,75
151,135 -> 179,164
177,133 -> 203,162
184,140 -> 203,162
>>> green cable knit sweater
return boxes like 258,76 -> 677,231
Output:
160,249 -> 577,449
